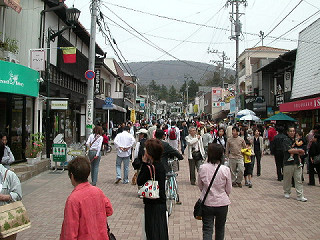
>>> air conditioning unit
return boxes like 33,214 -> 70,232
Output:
3,51 -> 19,64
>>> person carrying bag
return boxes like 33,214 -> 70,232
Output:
197,143 -> 232,240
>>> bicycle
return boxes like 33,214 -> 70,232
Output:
165,158 -> 180,217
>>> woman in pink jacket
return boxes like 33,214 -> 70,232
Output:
198,143 -> 232,240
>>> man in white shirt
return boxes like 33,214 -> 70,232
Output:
168,121 -> 180,150
114,126 -> 136,184
147,120 -> 157,139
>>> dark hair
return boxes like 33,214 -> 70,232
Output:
0,142 -> 4,160
296,130 -> 303,137
232,126 -> 239,132
0,132 -> 7,139
156,123 -> 161,129
145,139 -> 163,162
207,143 -> 223,164
218,127 -> 225,133
171,121 -> 176,126
253,128 -> 260,135
313,124 -> 320,131
123,126 -> 130,131
152,120 -> 156,125
155,129 -> 165,139
314,134 -> 320,143
68,156 -> 91,183
93,126 -> 103,135
206,126 -> 211,132
276,125 -> 285,133
245,140 -> 251,146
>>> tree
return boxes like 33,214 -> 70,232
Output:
188,79 -> 199,99
159,84 -> 168,101
168,85 -> 179,102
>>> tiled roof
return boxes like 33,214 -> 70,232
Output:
246,46 -> 289,52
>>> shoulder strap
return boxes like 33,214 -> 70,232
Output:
3,170 -> 8,182
146,164 -> 155,180
202,164 -> 221,205
90,134 -> 100,147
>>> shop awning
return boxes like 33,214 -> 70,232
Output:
0,0 -> 22,13
0,60 -> 39,97
279,96 -> 320,112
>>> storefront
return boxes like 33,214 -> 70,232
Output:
0,60 -> 40,161
280,96 -> 320,133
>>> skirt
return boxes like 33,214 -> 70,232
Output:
144,204 -> 168,240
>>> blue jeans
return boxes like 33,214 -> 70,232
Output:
181,138 -> 187,154
116,156 -> 130,183
88,150 -> 101,186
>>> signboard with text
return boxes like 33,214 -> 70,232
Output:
86,100 -> 94,129
30,50 -> 45,71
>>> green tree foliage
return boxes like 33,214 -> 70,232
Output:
168,85 -> 179,102
159,84 -> 168,100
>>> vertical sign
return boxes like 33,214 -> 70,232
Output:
130,109 -> 136,123
86,100 -> 94,129
95,69 -> 101,94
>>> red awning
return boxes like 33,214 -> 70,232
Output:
3,0 -> 22,13
280,96 -> 320,112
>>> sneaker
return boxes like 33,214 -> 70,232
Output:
248,183 -> 252,188
232,182 -> 237,187
245,181 -> 249,186
298,163 -> 303,168
297,196 -> 307,202
114,178 -> 121,184
176,201 -> 182,205
237,182 -> 242,188
284,193 -> 290,199
287,156 -> 294,161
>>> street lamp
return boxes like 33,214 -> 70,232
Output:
45,7 -> 80,158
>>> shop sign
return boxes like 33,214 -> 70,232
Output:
130,109 -> 136,123
30,50 -> 45,71
86,100 -> 94,129
280,96 -> 320,112
51,100 -> 68,110
0,60 -> 39,97
94,69 -> 101,94
52,143 -> 67,162
276,94 -> 284,107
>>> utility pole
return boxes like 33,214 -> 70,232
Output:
86,0 -> 98,138
208,48 -> 230,88
259,31 -> 265,46
226,0 -> 247,117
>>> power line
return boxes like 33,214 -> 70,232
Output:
253,0 -> 303,48
101,1 -> 306,43
268,9 -> 320,46
100,8 -> 210,73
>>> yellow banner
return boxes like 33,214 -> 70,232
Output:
130,109 -> 136,123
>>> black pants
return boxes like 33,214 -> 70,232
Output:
308,157 -> 320,185
202,205 -> 228,240
253,151 -> 262,176
274,152 -> 284,181
181,139 -> 187,154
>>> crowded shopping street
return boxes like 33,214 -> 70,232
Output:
17,149 -> 320,240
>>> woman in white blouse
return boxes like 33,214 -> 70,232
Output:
186,126 -> 205,185
86,126 -> 103,186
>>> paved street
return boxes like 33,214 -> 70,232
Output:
18,151 -> 320,240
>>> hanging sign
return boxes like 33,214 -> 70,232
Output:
30,50 -> 45,71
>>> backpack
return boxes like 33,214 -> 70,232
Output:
169,127 -> 177,140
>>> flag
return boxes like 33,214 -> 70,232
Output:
61,47 -> 76,63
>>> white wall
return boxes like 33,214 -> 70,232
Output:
2,0 -> 43,67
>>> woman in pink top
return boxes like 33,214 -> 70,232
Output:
60,156 -> 113,240
198,143 -> 232,240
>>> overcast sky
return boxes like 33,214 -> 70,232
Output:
65,0 -> 320,70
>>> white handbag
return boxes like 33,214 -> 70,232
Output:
138,165 -> 160,199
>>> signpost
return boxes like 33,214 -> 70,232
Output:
86,100 -> 94,129
85,70 -> 95,80
103,97 -> 113,134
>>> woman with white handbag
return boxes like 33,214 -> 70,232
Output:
137,139 -> 168,240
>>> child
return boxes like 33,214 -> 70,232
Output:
241,140 -> 254,188
288,130 -> 305,168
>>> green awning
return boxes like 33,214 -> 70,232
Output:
264,112 -> 297,122
0,60 -> 40,97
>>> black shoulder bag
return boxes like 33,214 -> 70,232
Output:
193,164 -> 221,220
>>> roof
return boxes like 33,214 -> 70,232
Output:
256,49 -> 297,73
245,46 -> 289,52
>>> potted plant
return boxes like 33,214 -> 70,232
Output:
25,133 -> 44,165
0,34 -> 19,61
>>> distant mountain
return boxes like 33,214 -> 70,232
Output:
127,60 -> 231,87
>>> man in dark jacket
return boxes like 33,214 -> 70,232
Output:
273,125 -> 286,181
180,121 -> 189,155
155,130 -> 183,173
